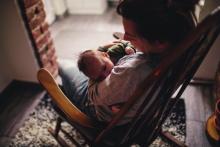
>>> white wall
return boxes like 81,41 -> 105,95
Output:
66,0 -> 107,15
194,0 -> 220,80
43,0 -> 56,25
194,35 -> 220,80
0,46 -> 13,92
51,0 -> 67,16
0,0 -> 40,92
0,0 -> 13,92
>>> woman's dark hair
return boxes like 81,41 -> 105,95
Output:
117,0 -> 200,44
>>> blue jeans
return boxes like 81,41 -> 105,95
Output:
58,64 -> 97,120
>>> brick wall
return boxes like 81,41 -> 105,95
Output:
21,0 -> 58,77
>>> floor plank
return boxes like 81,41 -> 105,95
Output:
183,85 -> 214,147
50,7 -> 123,62
0,80 -> 45,143
186,120 -> 212,147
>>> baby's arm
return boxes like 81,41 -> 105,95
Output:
98,40 -> 135,54
113,40 -> 136,53
97,40 -> 136,64
105,40 -> 136,64
98,42 -> 119,52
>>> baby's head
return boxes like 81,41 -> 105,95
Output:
78,50 -> 114,81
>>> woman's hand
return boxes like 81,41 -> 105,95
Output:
125,46 -> 136,55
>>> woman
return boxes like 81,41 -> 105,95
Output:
59,0 -> 200,125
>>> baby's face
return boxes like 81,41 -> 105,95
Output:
87,51 -> 114,81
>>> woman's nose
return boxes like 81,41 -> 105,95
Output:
123,34 -> 134,42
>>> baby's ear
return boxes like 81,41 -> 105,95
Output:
102,52 -> 110,58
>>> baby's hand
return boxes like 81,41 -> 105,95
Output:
125,46 -> 135,55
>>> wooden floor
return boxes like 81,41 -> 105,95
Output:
50,7 -> 123,63
50,5 -> 217,147
0,81 -> 45,145
183,84 -> 215,147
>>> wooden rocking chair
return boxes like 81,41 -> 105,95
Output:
37,7 -> 220,147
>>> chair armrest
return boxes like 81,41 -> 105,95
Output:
37,68 -> 95,128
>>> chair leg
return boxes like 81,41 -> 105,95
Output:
48,117 -> 70,147
60,127 -> 82,147
54,117 -> 62,137
159,131 -> 187,147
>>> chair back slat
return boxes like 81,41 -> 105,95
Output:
120,73 -> 166,143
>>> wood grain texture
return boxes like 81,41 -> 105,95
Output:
0,80 -> 45,145
183,85 -> 214,147
37,68 -> 95,128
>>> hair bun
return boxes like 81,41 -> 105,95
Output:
167,0 -> 200,11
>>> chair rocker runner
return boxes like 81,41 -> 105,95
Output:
38,7 -> 220,147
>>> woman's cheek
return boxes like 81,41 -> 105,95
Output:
131,41 -> 143,51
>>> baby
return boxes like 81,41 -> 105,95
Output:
77,40 -> 135,81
